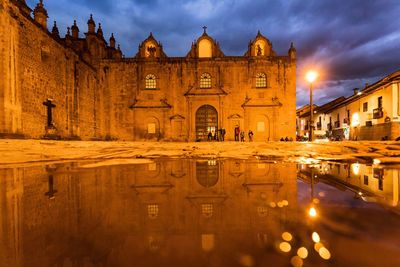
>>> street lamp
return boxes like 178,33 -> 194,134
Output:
306,71 -> 318,141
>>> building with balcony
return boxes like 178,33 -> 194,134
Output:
297,70 -> 400,141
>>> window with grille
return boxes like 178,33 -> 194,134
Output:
201,203 -> 213,218
147,204 -> 159,219
256,73 -> 267,88
200,73 -> 211,88
145,74 -> 157,89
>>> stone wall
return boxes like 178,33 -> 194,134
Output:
1,0 -> 296,141
0,0 -> 106,140
104,56 -> 296,141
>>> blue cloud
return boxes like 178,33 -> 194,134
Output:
26,0 -> 400,107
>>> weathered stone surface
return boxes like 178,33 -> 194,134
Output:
1,0 -> 296,141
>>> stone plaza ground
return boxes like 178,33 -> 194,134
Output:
1,139 -> 400,166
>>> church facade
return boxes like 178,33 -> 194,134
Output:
0,0 -> 296,141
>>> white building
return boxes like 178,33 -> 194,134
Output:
297,70 -> 400,141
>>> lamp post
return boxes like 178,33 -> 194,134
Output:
306,71 -> 318,141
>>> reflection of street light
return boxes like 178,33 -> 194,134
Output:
306,71 -> 318,141
308,167 -> 318,218
309,207 -> 317,217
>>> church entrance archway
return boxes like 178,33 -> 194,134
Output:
195,105 -> 218,141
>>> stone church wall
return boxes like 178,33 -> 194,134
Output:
105,56 -> 296,141
1,0 -> 296,141
1,0 -> 104,140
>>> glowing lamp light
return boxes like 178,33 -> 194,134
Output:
351,113 -> 360,127
282,232 -> 293,242
279,242 -> 291,253
319,247 -> 331,260
312,232 -> 320,243
306,71 -> 318,83
351,163 -> 360,175
297,247 -> 308,259
309,207 -> 317,217
290,256 -> 304,267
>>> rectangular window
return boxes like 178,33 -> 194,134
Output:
257,121 -> 265,132
364,175 -> 368,185
363,102 -> 368,112
148,163 -> 157,171
148,123 -> 156,134
378,96 -> 383,108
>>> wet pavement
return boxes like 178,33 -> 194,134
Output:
1,158 -> 399,267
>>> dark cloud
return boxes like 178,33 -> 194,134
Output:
26,0 -> 400,107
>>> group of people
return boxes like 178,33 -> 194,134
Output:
280,136 -> 294,142
234,126 -> 253,142
206,126 -> 254,142
207,128 -> 226,141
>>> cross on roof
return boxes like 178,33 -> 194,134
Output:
203,26 -> 207,34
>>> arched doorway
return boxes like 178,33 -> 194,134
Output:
196,105 -> 218,141
196,160 -> 219,187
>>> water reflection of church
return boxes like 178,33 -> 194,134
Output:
0,160 -> 297,267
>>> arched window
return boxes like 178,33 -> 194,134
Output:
256,73 -> 267,88
200,73 -> 211,88
145,74 -> 157,89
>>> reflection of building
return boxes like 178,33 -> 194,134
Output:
298,162 -> 399,207
1,1 -> 296,141
297,70 -> 400,140
0,159 -> 298,266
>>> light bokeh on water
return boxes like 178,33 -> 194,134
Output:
0,159 -> 399,267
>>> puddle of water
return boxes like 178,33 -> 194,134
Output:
0,159 -> 399,267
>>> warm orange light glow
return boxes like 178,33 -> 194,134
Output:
297,247 -> 308,259
279,242 -> 292,252
290,255 -> 304,267
282,232 -> 293,241
319,247 -> 331,260
306,71 -> 318,83
309,207 -> 317,217
351,163 -> 360,175
314,242 -> 324,252
351,113 -> 360,127
312,232 -> 320,243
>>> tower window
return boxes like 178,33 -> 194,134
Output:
256,73 -> 267,88
200,73 -> 211,88
145,74 -> 157,89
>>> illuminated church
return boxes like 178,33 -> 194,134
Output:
0,0 -> 296,141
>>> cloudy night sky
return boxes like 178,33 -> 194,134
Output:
26,0 -> 400,107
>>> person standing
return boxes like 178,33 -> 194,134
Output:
248,130 -> 254,142
208,131 -> 212,141
240,130 -> 245,142
234,126 -> 240,141
221,128 -> 226,141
